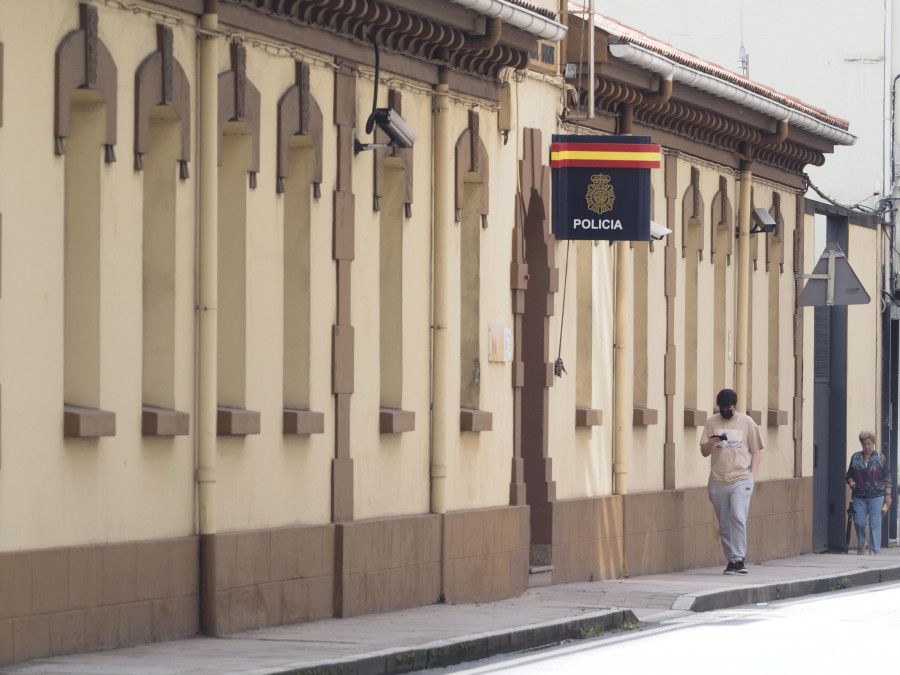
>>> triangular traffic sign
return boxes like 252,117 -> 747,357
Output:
797,241 -> 870,306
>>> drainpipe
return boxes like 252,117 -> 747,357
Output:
613,241 -> 632,495
431,70 -> 451,516
197,0 -> 219,637
641,77 -> 673,108
588,0 -> 595,118
735,158 -> 752,408
460,17 -> 502,51
757,120 -> 788,147
613,104 -> 634,495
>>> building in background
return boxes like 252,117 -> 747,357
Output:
0,0 -> 856,664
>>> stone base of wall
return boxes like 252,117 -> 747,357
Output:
213,524 -> 335,634
1,480 -> 812,665
552,477 -> 813,582
335,514 -> 442,618
442,505 -> 530,604
551,496 -> 624,582
0,537 -> 198,666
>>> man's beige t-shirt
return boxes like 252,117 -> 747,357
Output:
700,412 -> 764,484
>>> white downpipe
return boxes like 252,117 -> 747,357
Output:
609,42 -> 857,146
884,0 -> 893,197
588,0 -> 595,118
446,0 -> 568,42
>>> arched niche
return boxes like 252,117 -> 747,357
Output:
455,110 -> 489,226
55,3 -> 117,161
134,24 -> 191,177
709,176 -> 734,264
218,42 -> 261,188
766,192 -> 785,272
276,61 -> 322,196
681,167 -> 704,258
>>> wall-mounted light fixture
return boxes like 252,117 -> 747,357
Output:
747,207 -> 776,235
355,34 -> 419,155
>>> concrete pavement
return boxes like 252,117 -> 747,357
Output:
5,547 -> 900,674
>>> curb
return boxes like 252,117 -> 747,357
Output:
264,609 -> 638,675
674,565 -> 900,613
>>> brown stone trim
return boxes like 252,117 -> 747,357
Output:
460,408 -> 493,432
134,25 -> 191,173
332,457 -> 354,522
683,408 -> 708,426
283,409 -> 325,435
575,407 -> 602,427
520,126 -> 555,561
633,406 -> 658,426
142,405 -> 190,436
63,405 -> 116,438
217,42 -> 260,180
379,408 -> 415,434
768,408 -> 788,426
454,111 -> 489,225
215,406 -> 260,436
55,4 -> 117,158
0,213 -> 2,299
333,65 -> 355,524
332,325 -> 354,395
510,129 -> 541,507
746,409 -> 763,425
333,191 -> 355,261
0,42 -> 3,127
664,346 -> 676,396
276,61 -> 323,195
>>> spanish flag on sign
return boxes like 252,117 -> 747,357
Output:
550,142 -> 661,169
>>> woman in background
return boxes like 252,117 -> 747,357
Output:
846,430 -> 893,554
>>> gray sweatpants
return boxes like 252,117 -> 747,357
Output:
707,477 -> 754,562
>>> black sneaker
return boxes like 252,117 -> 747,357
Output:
734,560 -> 748,574
723,561 -> 736,575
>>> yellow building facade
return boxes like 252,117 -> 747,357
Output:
0,0 -> 871,664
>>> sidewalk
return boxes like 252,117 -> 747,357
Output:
5,547 -> 900,674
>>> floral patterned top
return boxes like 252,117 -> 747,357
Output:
846,451 -> 893,499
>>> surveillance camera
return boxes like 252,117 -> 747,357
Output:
750,207 -> 776,233
371,108 -> 419,149
649,220 -> 672,240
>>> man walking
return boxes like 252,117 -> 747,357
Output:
700,388 -> 764,574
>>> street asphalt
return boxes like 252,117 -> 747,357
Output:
5,546 -> 900,674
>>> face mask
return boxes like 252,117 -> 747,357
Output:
721,408 -> 735,420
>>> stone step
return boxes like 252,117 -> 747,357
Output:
528,564 -> 554,587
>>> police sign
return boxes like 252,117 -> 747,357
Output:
551,134 -> 660,241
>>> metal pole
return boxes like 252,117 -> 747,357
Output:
588,0 -> 595,119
